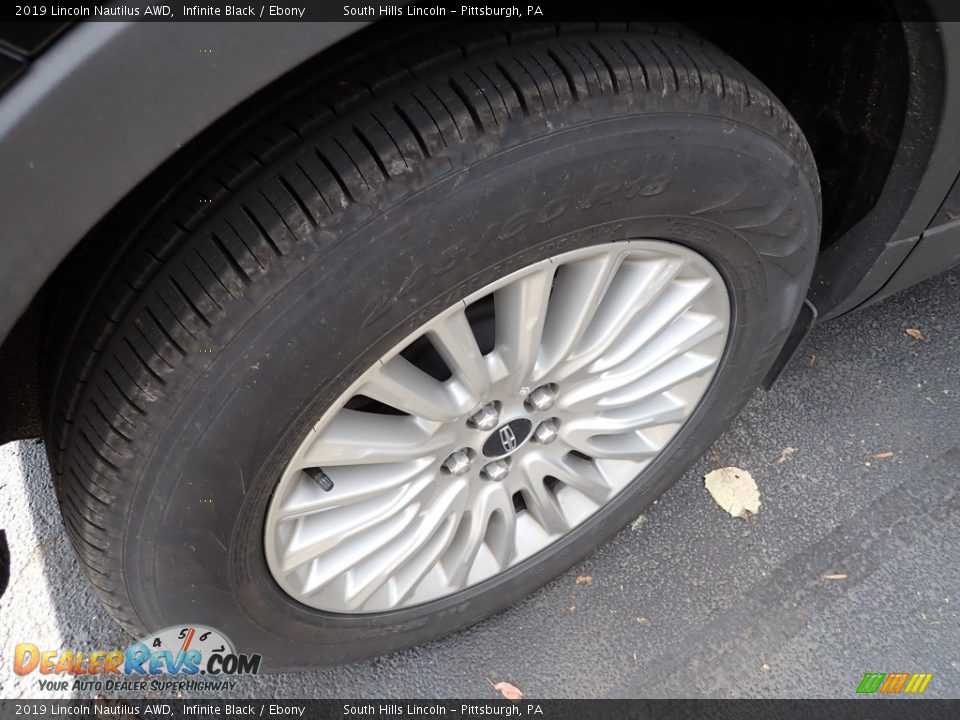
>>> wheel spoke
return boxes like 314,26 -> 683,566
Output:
343,480 -> 469,609
280,471 -> 435,575
561,350 -> 718,412
300,505 -> 422,599
572,395 -> 689,434
553,258 -> 683,379
521,451 -> 612,505
518,464 -> 570,536
389,515 -> 462,608
484,504 -> 517,570
298,411 -> 452,467
586,278 -> 716,375
494,266 -> 555,389
534,252 -> 624,380
428,307 -> 490,403
560,395 -> 688,458
275,459 -> 435,519
441,482 -> 515,586
595,312 -> 725,388
360,355 -> 472,422
572,431 -> 662,460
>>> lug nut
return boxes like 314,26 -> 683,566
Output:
526,383 -> 558,412
467,402 -> 500,431
533,418 -> 560,445
481,459 -> 510,482
442,449 -> 473,476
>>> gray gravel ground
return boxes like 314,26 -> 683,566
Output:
2,269 -> 959,699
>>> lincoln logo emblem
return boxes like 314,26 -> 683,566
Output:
499,425 -> 518,452
482,418 -> 532,458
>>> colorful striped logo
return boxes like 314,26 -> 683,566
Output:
856,672 -> 933,694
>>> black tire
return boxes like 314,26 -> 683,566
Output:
44,23 -> 820,667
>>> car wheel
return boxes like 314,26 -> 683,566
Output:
44,23 -> 820,667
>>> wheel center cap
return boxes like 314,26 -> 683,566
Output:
482,417 -> 533,458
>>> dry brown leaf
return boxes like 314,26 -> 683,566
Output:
905,328 -> 925,341
773,446 -> 797,465
822,573 -> 848,580
869,451 -> 895,459
704,467 -> 760,518
575,575 -> 593,586
493,681 -> 524,701
807,354 -> 817,367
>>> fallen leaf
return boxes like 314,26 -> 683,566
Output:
773,446 -> 797,465
905,328 -> 925,341
492,681 -> 524,700
704,467 -> 760,518
869,451 -> 894,459
821,573 -> 848,580
630,515 -> 647,530
807,354 -> 817,367
636,616 -> 650,625
575,575 -> 593,585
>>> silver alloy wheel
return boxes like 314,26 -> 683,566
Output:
264,240 -> 730,613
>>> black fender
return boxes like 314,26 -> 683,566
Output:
0,20 -> 365,344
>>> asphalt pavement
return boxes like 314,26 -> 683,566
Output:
2,268 -> 959,699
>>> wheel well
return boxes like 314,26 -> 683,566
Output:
0,16 -> 919,445
695,16 -> 910,247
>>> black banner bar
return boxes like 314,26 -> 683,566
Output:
0,0 -> 951,23
2,700 -> 960,720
